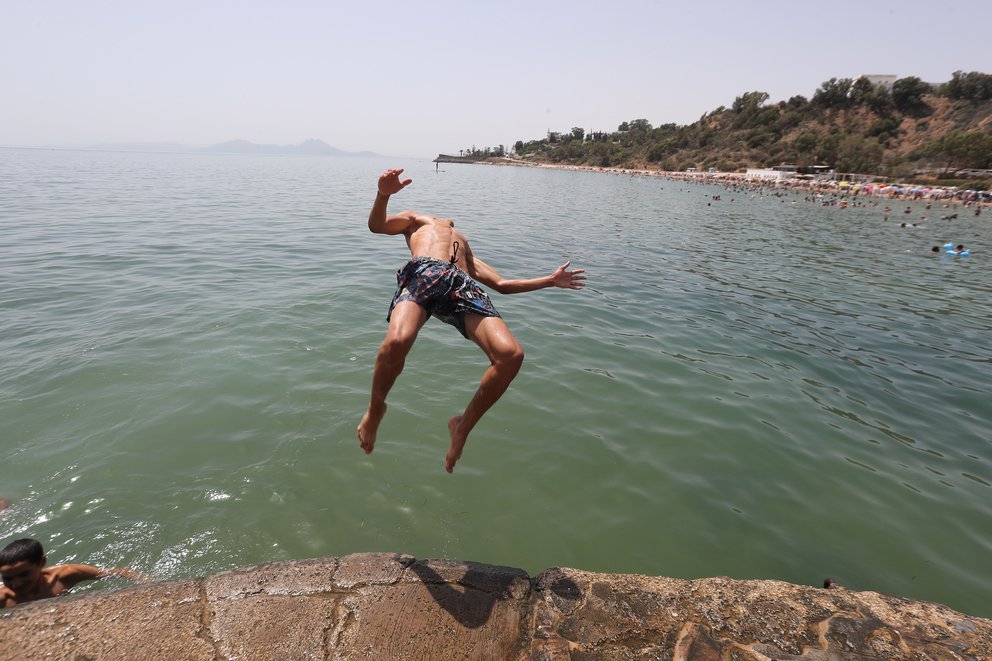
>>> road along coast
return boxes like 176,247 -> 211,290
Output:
1,553 -> 989,659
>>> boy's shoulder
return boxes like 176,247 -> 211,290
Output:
36,563 -> 103,596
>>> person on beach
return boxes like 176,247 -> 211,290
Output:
357,168 -> 587,473
1,538 -> 145,608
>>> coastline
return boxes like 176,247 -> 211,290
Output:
475,157 -> 992,205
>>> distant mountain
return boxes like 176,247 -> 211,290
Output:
76,139 -> 382,157
204,139 -> 381,157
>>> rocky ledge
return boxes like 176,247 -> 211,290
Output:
1,553 -> 989,660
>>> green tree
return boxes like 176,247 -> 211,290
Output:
812,78 -> 853,108
652,123 -> 679,139
848,77 -> 876,105
864,86 -> 894,115
817,133 -> 842,165
946,71 -> 992,101
836,136 -> 883,173
891,76 -> 931,114
931,130 -> 992,169
646,142 -> 668,163
731,91 -> 771,129
746,128 -> 774,148
732,91 -> 769,113
866,116 -> 901,144
793,131 -> 818,155
588,142 -> 612,167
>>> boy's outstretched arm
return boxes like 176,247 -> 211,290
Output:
368,168 -> 414,235
468,256 -> 586,294
97,567 -> 150,583
55,563 -> 149,590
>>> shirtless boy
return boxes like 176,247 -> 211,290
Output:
357,168 -> 586,472
0,538 -> 144,608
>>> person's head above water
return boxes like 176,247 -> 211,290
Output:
0,539 -> 43,566
0,539 -> 47,595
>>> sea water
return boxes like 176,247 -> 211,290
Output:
1,148 -> 989,617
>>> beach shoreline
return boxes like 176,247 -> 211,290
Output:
474,157 -> 992,206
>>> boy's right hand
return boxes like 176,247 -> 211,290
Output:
378,168 -> 412,196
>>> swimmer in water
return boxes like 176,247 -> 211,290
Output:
1,538 -> 146,608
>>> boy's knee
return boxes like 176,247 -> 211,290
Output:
496,344 -> 524,370
380,333 -> 416,359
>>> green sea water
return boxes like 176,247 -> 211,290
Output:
1,148 -> 990,617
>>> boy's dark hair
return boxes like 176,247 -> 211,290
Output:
0,538 -> 44,565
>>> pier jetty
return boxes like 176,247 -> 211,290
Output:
1,553 -> 989,659
433,154 -> 483,164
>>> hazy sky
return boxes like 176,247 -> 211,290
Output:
3,1 -> 990,158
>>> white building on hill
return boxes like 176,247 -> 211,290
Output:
857,74 -> 898,91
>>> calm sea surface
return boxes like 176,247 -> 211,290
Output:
1,148 -> 990,617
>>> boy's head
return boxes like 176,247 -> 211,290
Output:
0,539 -> 47,592
0,538 -> 44,566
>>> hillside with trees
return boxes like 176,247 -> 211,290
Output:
467,71 -> 992,186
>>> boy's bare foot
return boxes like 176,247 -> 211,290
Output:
446,416 -> 467,473
357,402 -> 387,455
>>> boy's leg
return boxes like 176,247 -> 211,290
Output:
357,301 -> 428,454
446,315 -> 524,473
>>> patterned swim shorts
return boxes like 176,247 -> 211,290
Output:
387,257 -> 501,338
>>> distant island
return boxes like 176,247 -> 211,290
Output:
86,139 -> 382,158
203,139 -> 381,158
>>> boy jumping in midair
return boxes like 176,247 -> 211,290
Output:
357,168 -> 586,472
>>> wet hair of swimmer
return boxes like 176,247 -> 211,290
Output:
0,538 -> 45,566
956,245 -> 965,251
931,246 -> 940,253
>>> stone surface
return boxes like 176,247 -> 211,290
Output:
210,593 -> 339,661
205,556 -> 340,600
531,568 -> 992,660
333,551 -> 414,589
0,554 -> 989,660
0,579 -> 213,660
